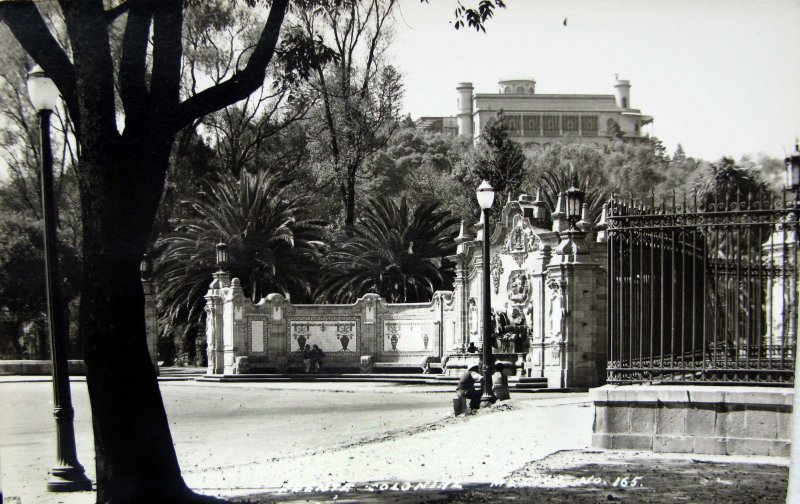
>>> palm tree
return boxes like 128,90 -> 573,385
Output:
693,158 -> 772,355
315,196 -> 459,303
155,169 -> 327,359
694,157 -> 771,258
532,164 -> 610,227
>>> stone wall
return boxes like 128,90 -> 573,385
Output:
205,281 -> 456,374
591,385 -> 793,456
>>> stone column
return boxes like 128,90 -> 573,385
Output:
449,220 -> 475,353
222,278 -> 246,374
526,244 -> 552,378
204,275 -> 226,375
762,214 -> 798,354
545,223 -> 607,389
358,293 -> 381,372
265,293 -> 287,370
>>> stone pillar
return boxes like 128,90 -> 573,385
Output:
264,293 -> 286,370
141,278 -> 159,375
449,220 -> 475,353
205,290 -> 223,375
545,224 -> 607,389
762,214 -> 798,353
204,274 -> 226,375
222,278 -> 246,374
526,243 -> 552,378
359,293 -> 381,372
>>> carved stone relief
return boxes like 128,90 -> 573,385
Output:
467,298 -> 478,339
545,277 -> 567,363
490,253 -> 504,294
501,216 -> 540,267
205,304 -> 216,372
507,270 -> 530,304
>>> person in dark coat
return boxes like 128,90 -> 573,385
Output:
456,365 -> 482,410
310,344 -> 325,373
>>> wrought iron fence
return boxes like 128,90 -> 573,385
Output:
606,193 -> 798,385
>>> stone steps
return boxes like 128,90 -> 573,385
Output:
195,373 -> 556,393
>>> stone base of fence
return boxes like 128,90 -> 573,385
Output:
590,384 -> 793,457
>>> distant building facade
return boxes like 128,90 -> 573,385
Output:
415,77 -> 653,146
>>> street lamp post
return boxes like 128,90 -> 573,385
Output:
476,180 -> 496,405
27,65 -> 92,492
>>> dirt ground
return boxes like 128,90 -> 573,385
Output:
232,449 -> 788,503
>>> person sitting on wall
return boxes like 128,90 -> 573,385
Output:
310,344 -> 325,373
302,344 -> 312,373
466,342 -> 478,353
456,365 -> 483,411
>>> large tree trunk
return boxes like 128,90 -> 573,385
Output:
79,141 -> 199,503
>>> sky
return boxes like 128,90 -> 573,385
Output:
387,0 -> 800,161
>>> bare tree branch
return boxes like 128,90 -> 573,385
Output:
172,0 -> 290,133
105,1 -> 130,24
119,0 -> 152,132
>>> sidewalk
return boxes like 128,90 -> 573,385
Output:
183,398 -> 787,503
1,385 -> 789,503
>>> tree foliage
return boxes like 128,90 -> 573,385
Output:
316,196 -> 458,303
452,116 -> 526,213
523,142 -> 610,225
602,138 -> 669,198
0,212 -> 81,358
156,169 -> 327,329
296,0 -> 404,226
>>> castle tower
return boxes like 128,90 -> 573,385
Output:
614,76 -> 631,109
456,82 -> 474,137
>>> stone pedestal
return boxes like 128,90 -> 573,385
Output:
222,278 -> 246,375
591,385 -> 792,456
544,228 -> 607,389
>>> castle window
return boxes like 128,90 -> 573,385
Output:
622,97 -> 628,108
502,114 -> 521,133
516,85 -> 525,94
562,115 -> 578,133
543,115 -> 560,135
581,116 -> 598,136
523,115 -> 540,136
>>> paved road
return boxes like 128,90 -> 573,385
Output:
0,379 -> 512,502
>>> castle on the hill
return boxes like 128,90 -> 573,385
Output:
415,77 -> 653,145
